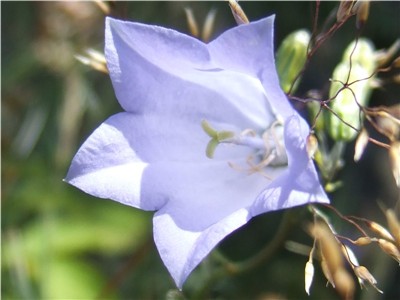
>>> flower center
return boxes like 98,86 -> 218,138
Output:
202,120 -> 288,178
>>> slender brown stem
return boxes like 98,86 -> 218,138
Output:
321,203 -> 370,237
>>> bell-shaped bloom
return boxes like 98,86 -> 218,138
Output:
65,16 -> 329,288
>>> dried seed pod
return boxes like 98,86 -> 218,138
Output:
75,49 -> 108,74
333,268 -> 356,300
93,0 -> 110,15
355,1 -> 370,29
354,265 -> 376,284
389,142 -> 400,187
184,8 -> 199,38
337,0 -> 356,23
393,74 -> 400,84
353,236 -> 372,246
369,104 -> 400,142
354,128 -> 369,162
354,265 -> 383,293
306,133 -> 318,159
310,222 -> 343,275
377,239 -> 400,264
228,0 -> 249,25
375,40 -> 400,67
341,244 -> 360,267
394,56 -> 400,68
201,9 -> 217,43
364,219 -> 395,242
386,209 -> 400,248
305,240 -> 316,295
321,258 -> 336,288
86,48 -> 107,64
376,113 -> 400,142
305,260 -> 315,295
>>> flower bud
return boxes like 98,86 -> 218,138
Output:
328,63 -> 370,141
342,38 -> 376,74
328,39 -> 376,142
276,29 -> 310,93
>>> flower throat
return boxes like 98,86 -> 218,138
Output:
201,119 -> 288,178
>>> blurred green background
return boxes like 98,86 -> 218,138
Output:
2,1 -> 399,299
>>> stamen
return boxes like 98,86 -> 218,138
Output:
262,120 -> 285,158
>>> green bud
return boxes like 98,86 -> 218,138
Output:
343,38 -> 376,74
328,63 -> 370,141
327,38 -> 376,142
276,29 -> 311,93
325,181 -> 343,193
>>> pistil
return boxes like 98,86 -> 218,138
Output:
201,119 -> 288,169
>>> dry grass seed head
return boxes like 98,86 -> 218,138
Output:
377,239 -> 400,264
365,220 -> 395,242
333,268 -> 355,300
354,265 -> 383,294
389,142 -> 400,187
310,222 -> 344,275
386,209 -> 400,248
353,237 -> 372,246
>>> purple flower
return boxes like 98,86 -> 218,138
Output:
65,16 -> 329,288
